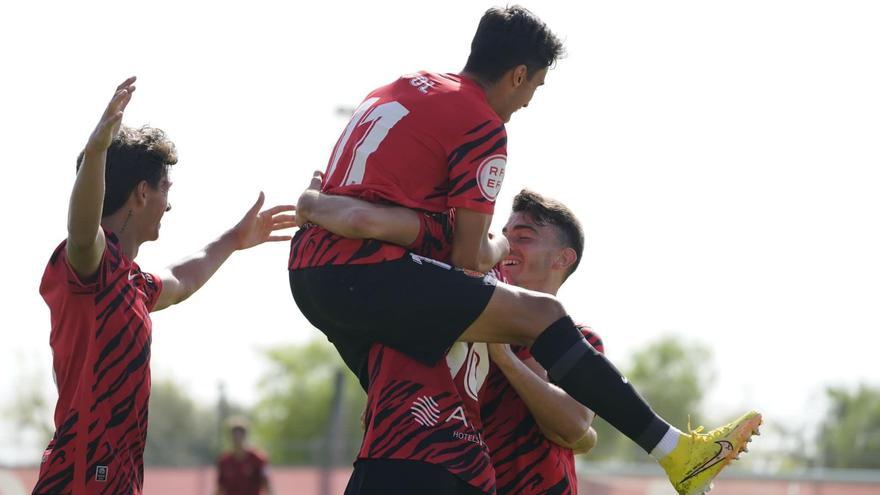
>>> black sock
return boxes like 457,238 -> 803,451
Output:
530,316 -> 671,453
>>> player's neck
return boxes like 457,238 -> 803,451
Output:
101,215 -> 141,260
460,70 -> 506,117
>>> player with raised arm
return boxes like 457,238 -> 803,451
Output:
288,7 -> 760,495
34,77 -> 295,495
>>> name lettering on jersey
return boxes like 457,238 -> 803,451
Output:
477,155 -> 506,201
408,74 -> 437,94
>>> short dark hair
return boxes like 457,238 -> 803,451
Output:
463,5 -> 564,83
76,125 -> 178,217
512,189 -> 584,279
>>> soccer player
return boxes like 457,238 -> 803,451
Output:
298,180 -> 594,495
33,77 -> 295,495
350,340 -> 496,495
480,190 -> 600,495
216,418 -> 273,495
288,7 -> 760,495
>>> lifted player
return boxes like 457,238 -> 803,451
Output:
288,7 -> 760,495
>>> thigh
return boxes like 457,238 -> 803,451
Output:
290,255 -> 497,366
457,279 -> 567,346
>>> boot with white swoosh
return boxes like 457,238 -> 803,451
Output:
659,410 -> 762,495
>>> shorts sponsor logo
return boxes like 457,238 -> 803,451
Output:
409,253 -> 452,270
95,465 -> 109,482
410,395 -> 441,427
476,155 -> 506,201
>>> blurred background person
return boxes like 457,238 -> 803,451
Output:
217,417 -> 273,495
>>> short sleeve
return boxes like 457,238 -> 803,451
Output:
446,121 -> 507,214
578,325 -> 605,355
48,232 -> 124,295
140,271 -> 164,312
408,210 -> 455,262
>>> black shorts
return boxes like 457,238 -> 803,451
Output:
344,459 -> 486,495
289,254 -> 497,387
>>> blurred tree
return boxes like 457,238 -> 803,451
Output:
587,334 -> 714,462
4,358 -> 54,454
818,384 -> 880,468
143,379 -> 221,465
251,339 -> 366,465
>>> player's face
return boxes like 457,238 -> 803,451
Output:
500,211 -> 564,290
143,176 -> 172,241
504,67 -> 548,122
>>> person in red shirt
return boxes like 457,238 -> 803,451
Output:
480,190 -> 600,495
216,418 -> 272,495
297,178 -> 597,495
351,341 -> 496,495
33,78 -> 295,495
288,5 -> 760,494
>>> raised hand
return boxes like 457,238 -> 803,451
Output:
86,76 -> 136,154
230,192 -> 297,250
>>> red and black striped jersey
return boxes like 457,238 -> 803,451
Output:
481,325 -> 604,495
289,71 -> 506,269
358,342 -> 496,494
34,230 -> 162,495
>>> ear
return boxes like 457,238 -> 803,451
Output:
511,64 -> 529,88
132,180 -> 150,208
554,247 -> 578,272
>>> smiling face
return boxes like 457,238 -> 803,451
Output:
501,210 -> 571,293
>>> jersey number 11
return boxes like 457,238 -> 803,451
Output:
326,97 -> 410,186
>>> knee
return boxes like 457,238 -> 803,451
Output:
517,292 -> 566,345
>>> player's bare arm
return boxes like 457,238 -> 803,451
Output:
488,343 -> 595,448
452,208 -> 509,273
296,170 -> 422,246
153,193 -> 295,311
66,77 -> 136,278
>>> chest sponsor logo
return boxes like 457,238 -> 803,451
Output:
476,155 -> 506,201
452,429 -> 484,445
410,395 -> 441,427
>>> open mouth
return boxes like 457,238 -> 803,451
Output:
501,259 -> 521,267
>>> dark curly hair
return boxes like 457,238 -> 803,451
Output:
76,125 -> 178,217
463,5 -> 565,83
512,189 -> 584,280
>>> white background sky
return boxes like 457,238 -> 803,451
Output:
1,0 -> 879,464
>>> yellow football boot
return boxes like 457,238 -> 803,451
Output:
659,411 -> 762,495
